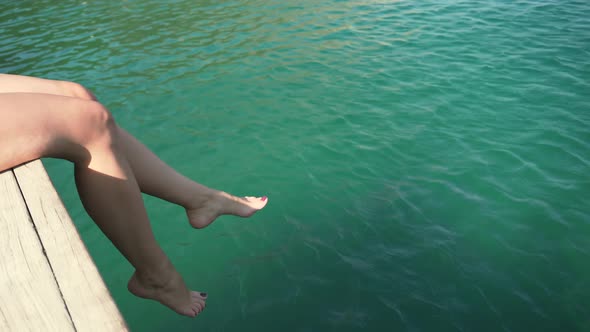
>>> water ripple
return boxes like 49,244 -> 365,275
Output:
2,0 -> 590,331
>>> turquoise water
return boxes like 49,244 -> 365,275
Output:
2,0 -> 590,331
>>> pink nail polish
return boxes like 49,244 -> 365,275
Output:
261,196 -> 268,201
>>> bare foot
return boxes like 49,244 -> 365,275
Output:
186,191 -> 268,229
127,261 -> 207,317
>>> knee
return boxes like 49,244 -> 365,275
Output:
62,80 -> 98,101
80,100 -> 118,146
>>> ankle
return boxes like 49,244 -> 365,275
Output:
185,188 -> 221,211
134,258 -> 175,286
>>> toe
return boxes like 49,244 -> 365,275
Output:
243,196 -> 268,209
256,196 -> 268,208
192,304 -> 201,315
182,307 -> 197,318
192,291 -> 208,300
192,299 -> 204,314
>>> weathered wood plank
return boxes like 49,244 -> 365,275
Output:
0,169 -> 75,332
13,160 -> 128,331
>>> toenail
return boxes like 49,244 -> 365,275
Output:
261,196 -> 267,201
201,292 -> 208,298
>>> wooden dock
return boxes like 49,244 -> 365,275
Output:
0,160 -> 127,331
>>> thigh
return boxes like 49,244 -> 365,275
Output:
0,74 -> 73,95
0,93 -> 103,171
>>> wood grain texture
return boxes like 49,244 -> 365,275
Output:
13,160 -> 128,332
0,169 -> 75,332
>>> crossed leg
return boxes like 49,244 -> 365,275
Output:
0,74 -> 268,229
0,74 -> 268,317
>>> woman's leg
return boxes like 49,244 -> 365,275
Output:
115,129 -> 268,228
0,93 -> 206,317
0,74 -> 268,229
0,73 -> 95,99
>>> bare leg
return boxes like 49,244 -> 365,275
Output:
0,74 -> 268,228
116,129 -> 268,228
0,93 -> 206,317
0,73 -> 97,99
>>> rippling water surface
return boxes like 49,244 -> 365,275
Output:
2,0 -> 590,331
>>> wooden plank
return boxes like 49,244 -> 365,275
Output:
13,160 -> 128,332
0,169 -> 75,332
